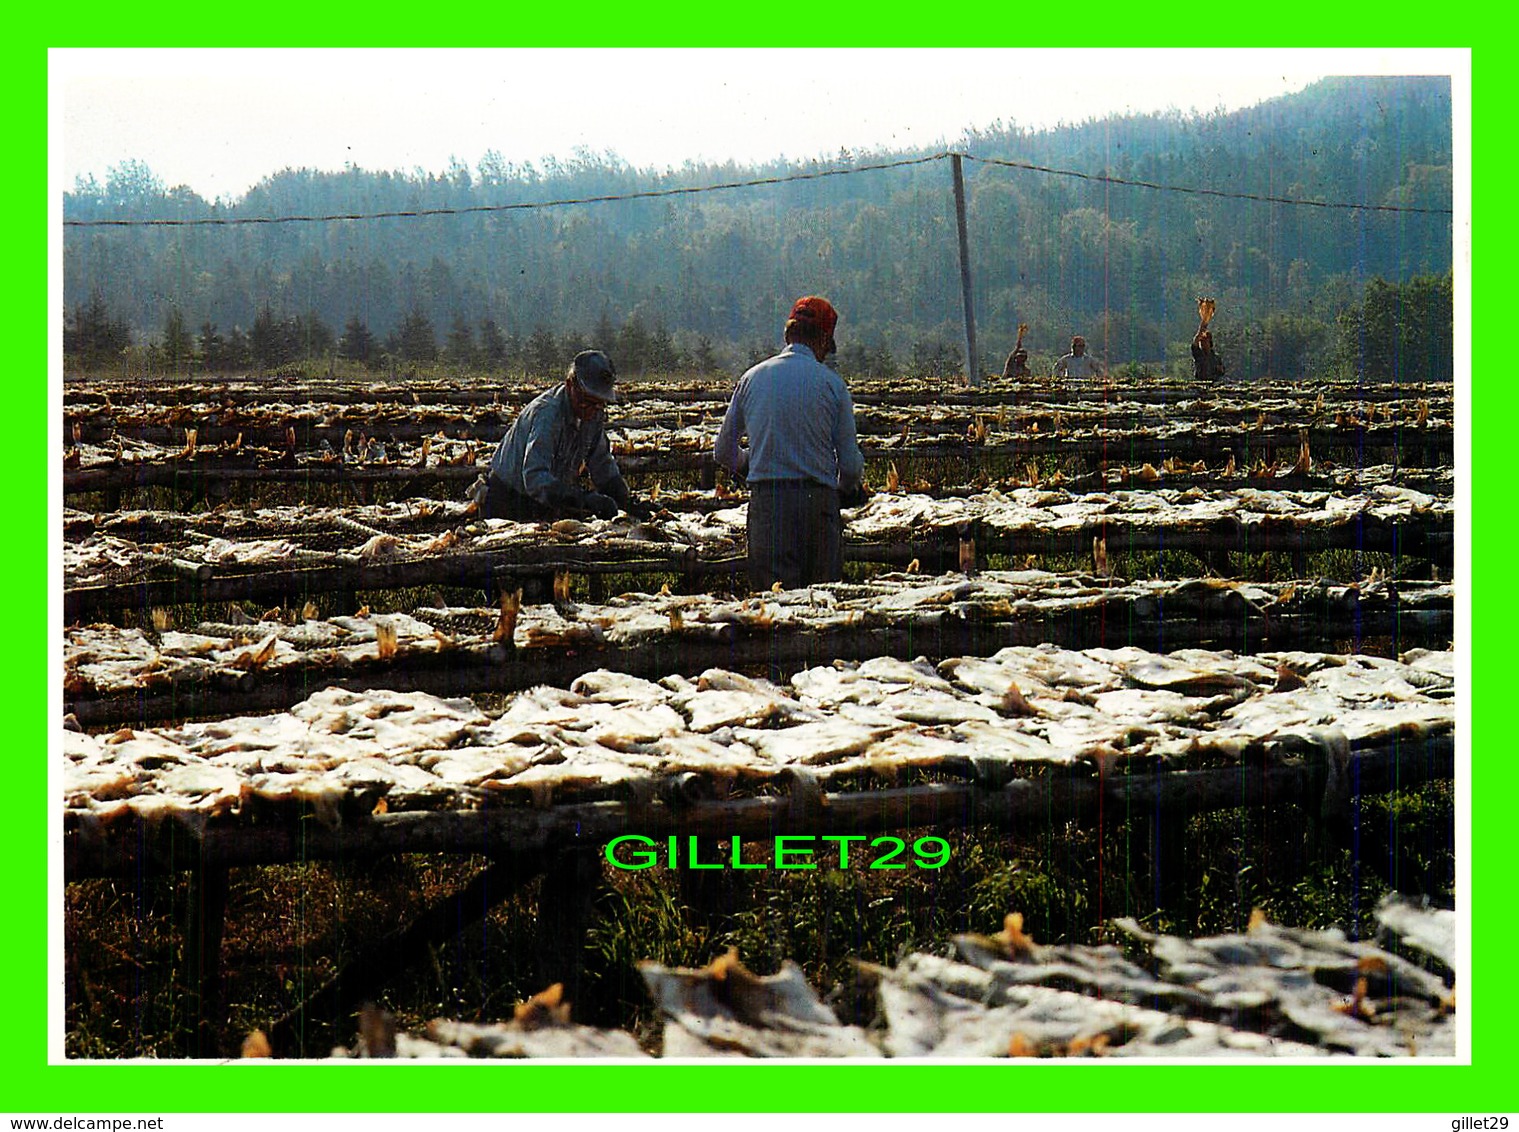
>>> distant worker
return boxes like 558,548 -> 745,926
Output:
479,349 -> 649,521
1002,347 -> 1031,380
1192,328 -> 1227,380
715,295 -> 866,591
1003,321 -> 1032,379
1192,297 -> 1226,380
1053,335 -> 1105,379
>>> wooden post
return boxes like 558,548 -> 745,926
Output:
266,853 -> 548,1057
533,847 -> 604,1008
185,863 -> 230,1057
950,153 -> 981,388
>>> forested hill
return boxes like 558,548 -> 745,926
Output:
63,74 -> 1452,378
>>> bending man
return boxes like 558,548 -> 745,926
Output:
482,349 -> 647,521
715,296 -> 865,591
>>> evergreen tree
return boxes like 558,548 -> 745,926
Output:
445,314 -> 477,367
524,325 -> 560,378
338,315 -> 376,365
616,313 -> 652,375
394,308 -> 438,362
478,317 -> 508,367
1333,271 -> 1452,381
160,307 -> 195,375
687,334 -> 719,376
249,307 -> 288,369
198,321 -> 227,372
294,311 -> 335,360
593,310 -> 617,354
64,290 -> 132,368
644,319 -> 681,374
224,326 -> 251,370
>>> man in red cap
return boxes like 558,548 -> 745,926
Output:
715,296 -> 865,591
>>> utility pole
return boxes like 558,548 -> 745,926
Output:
950,153 -> 980,388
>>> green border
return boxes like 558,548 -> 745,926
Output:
19,22 -> 1489,1116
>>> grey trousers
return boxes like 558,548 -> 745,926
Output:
746,479 -> 842,591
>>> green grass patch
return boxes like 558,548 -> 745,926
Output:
64,780 -> 1454,1057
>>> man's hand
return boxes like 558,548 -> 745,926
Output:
584,493 -> 619,521
839,483 -> 871,509
601,474 -> 649,519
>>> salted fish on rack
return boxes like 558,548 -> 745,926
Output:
290,687 -> 487,758
876,688 -> 1002,727
820,727 -> 971,779
676,688 -> 822,733
855,655 -> 959,693
640,733 -> 775,779
790,664 -> 892,707
1398,648 -> 1455,694
63,535 -> 148,586
321,758 -> 457,808
494,747 -> 656,805
937,656 -> 1061,700
584,704 -> 688,750
569,670 -> 673,705
731,717 -> 906,765
986,645 -> 1128,694
1089,688 -> 1218,726
485,686 -> 594,741
194,711 -> 374,765
1090,647 -> 1261,697
948,719 -> 1076,767
421,744 -> 557,788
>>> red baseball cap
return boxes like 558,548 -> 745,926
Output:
788,295 -> 839,339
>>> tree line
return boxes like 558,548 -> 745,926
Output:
63,75 -> 1454,382
65,269 -> 1452,384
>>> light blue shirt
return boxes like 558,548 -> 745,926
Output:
488,383 -> 620,504
714,343 -> 864,490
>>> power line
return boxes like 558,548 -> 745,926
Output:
959,152 -> 1453,215
62,154 -> 948,228
63,148 -> 1453,229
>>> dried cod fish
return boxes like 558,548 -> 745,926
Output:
731,717 -> 905,766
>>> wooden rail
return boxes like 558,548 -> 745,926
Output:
63,732 -> 1454,878
63,425 -> 1454,497
64,376 -> 1453,409
62,458 -> 1456,505
62,509 -> 1452,622
65,580 -> 1453,726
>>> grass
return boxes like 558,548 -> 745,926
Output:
63,780 -> 1454,1058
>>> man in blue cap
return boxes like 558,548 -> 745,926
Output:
715,296 -> 865,591
481,349 -> 648,521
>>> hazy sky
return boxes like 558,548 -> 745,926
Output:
53,48 -> 1462,203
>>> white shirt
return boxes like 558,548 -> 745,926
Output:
1054,351 -> 1104,378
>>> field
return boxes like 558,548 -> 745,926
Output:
60,368 -> 1457,1058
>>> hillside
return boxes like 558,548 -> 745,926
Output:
62,75 -> 1452,377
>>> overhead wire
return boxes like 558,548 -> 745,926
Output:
960,152 -> 1452,215
63,149 -> 1453,229
63,154 -> 948,228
